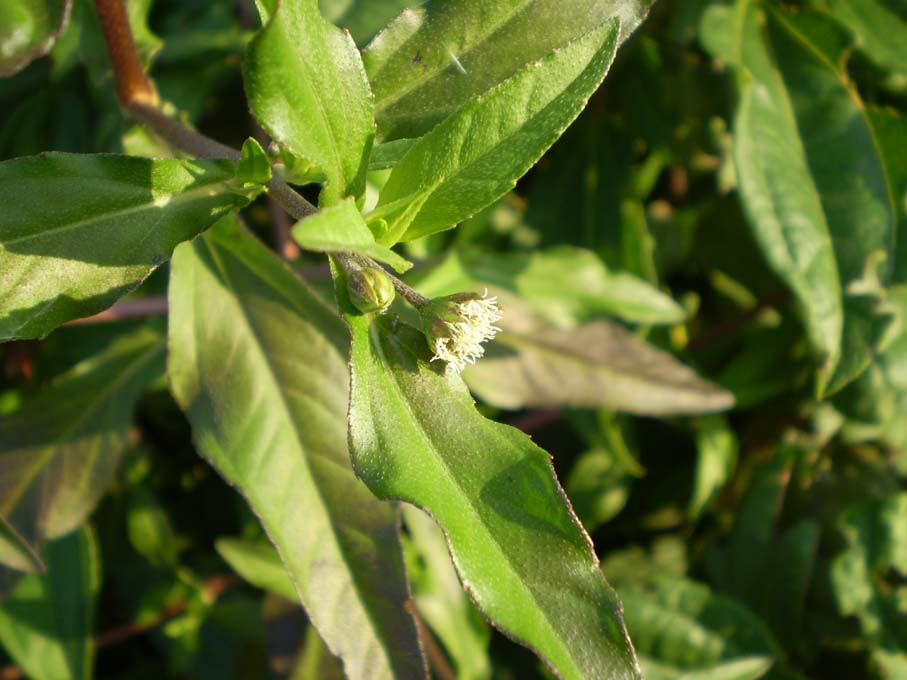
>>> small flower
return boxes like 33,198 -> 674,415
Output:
420,292 -> 502,373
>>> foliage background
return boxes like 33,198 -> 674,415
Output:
1,0 -> 906,679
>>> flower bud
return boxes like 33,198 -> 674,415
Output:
419,292 -> 502,373
347,267 -> 396,314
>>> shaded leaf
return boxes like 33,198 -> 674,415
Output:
168,217 -> 426,680
0,0 -> 71,76
364,0 -> 652,140
464,301 -> 733,414
689,416 -> 739,522
830,493 -> 907,676
319,0 -> 413,45
371,19 -> 620,244
291,197 -> 412,272
244,0 -> 375,204
337,269 -> 642,680
732,3 -> 895,394
0,153 -> 249,340
0,327 -> 164,571
824,0 -> 907,74
236,137 -> 272,186
0,527 -> 99,680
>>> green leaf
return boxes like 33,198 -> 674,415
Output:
641,656 -> 773,680
216,538 -> 298,602
824,0 -> 907,74
0,327 -> 164,571
413,247 -> 685,327
0,153 -> 249,341
830,493 -> 907,676
0,527 -> 99,680
368,138 -> 417,171
337,273 -> 642,680
402,505 -> 491,680
236,137 -> 272,186
689,416 -> 739,522
168,217 -> 426,680
618,576 -> 781,675
463,300 -> 733,414
364,0 -> 652,140
0,0 -> 71,76
732,3 -> 896,394
244,0 -> 375,205
371,19 -> 620,244
291,197 -> 413,272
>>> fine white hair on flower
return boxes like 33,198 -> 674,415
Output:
427,292 -> 502,373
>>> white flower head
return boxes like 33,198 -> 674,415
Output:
420,291 -> 502,373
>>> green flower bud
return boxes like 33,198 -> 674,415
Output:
347,267 -> 396,314
419,292 -> 502,373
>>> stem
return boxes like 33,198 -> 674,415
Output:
93,0 -> 158,107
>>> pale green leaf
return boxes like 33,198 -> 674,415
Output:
364,0 -> 652,140
0,153 -> 249,341
689,416 -> 739,522
371,19 -> 621,245
216,538 -> 298,602
732,3 -> 895,394
413,247 -> 685,327
237,137 -> 272,186
338,271 -> 642,680
0,528 -> 99,680
825,0 -> 907,74
0,327 -> 165,572
244,0 -> 375,204
0,0 -> 71,76
291,197 -> 412,272
168,217 -> 426,680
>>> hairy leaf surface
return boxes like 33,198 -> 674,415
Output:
244,0 -> 374,204
338,274 -> 641,680
372,19 -> 620,244
0,153 -> 248,340
168,217 -> 425,680
364,0 -> 652,140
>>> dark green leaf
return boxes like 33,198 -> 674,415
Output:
0,153 -> 249,340
168,217 -> 426,680
0,327 -> 164,571
244,0 -> 375,204
370,20 -> 620,244
338,272 -> 642,680
0,528 -> 99,680
732,4 -> 896,394
364,0 -> 652,140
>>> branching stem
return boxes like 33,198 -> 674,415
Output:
92,0 -> 430,307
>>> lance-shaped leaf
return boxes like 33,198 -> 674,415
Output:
337,276 -> 641,680
0,527 -> 99,680
364,0 -> 652,140
370,19 -> 620,245
732,4 -> 895,394
0,327 -> 165,572
244,0 -> 375,204
292,197 -> 412,272
463,301 -> 733,414
0,153 -> 250,341
168,217 -> 426,680
0,0 -> 72,76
